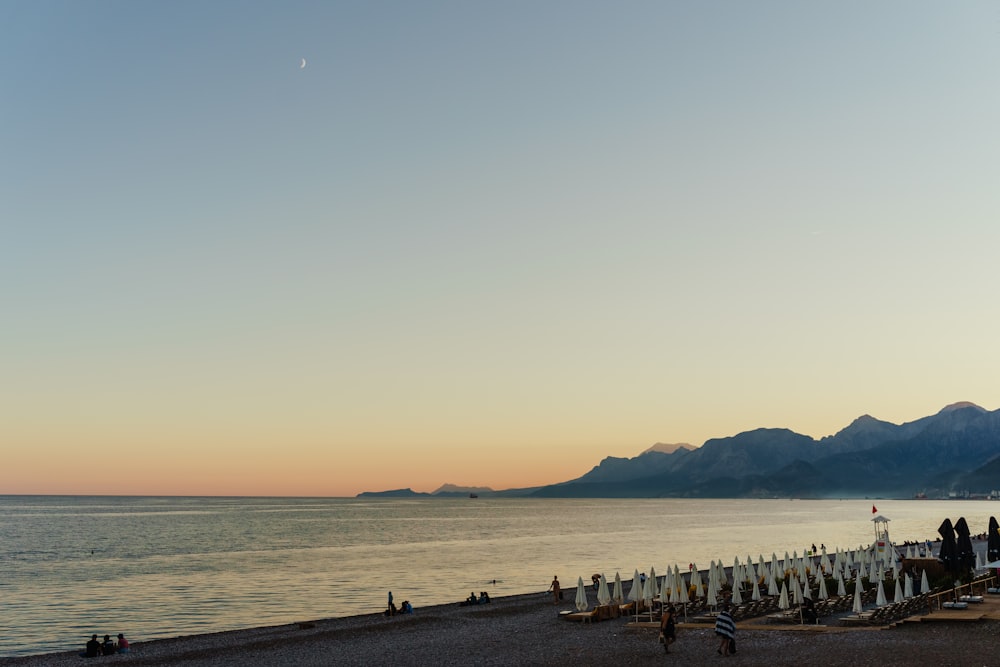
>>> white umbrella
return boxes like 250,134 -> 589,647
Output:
976,551 -> 985,571
642,568 -> 658,622
778,581 -> 789,610
613,572 -> 624,604
731,579 -> 743,605
836,571 -> 847,597
691,566 -> 704,598
575,577 -> 589,611
892,577 -> 903,604
628,569 -> 643,618
875,579 -> 887,607
818,573 -> 829,600
906,545 -> 914,559
791,576 -> 803,605
853,571 -> 864,614
802,577 -> 812,600
768,571 -> 780,596
648,566 -> 660,601
597,574 -> 611,606
751,577 -> 762,601
920,570 -> 930,595
904,573 -> 913,598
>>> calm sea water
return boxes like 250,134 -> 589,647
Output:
0,496 -> 994,657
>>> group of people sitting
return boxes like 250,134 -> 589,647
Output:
459,591 -> 491,606
385,600 -> 413,616
81,633 -> 129,658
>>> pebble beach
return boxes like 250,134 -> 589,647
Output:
2,588 -> 997,667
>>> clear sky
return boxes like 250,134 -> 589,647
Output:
3,1 -> 999,497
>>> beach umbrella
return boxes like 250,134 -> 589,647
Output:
938,518 -> 959,573
836,571 -> 847,597
751,577 -> 762,601
575,577 -> 589,611
906,545 -> 914,560
731,580 -> 743,605
904,573 -> 914,599
802,577 -> 812,600
875,579 -> 887,607
597,574 -> 611,606
778,582 -> 789,610
956,517 -> 976,572
690,566 -> 704,598
893,577 -> 903,604
976,551 -> 985,572
628,570 -> 642,610
613,572 -> 624,604
791,576 -> 803,605
988,517 -> 1000,563
817,574 -> 829,600
767,571 -> 779,596
852,572 -> 864,614
920,570 -> 930,595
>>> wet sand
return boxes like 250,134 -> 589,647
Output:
2,589 -> 997,666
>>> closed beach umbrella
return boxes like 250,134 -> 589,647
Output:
875,579 -> 887,607
988,517 -> 1000,563
597,574 -> 611,606
920,569 -> 930,595
751,577 -> 762,601
778,581 -> 789,610
938,518 -> 959,573
893,577 -> 903,604
613,572 -> 624,604
955,516 -> 976,572
767,571 -> 779,596
791,576 -> 802,605
818,573 -> 829,600
691,566 -> 704,598
904,573 -> 914,599
852,573 -> 864,614
575,577 -> 589,611
731,579 -> 743,605
802,577 -> 812,600
648,566 -> 659,601
628,570 -> 642,606
837,571 -> 847,597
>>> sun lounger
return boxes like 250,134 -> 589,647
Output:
987,588 -> 1000,594
562,609 -> 599,623
959,595 -> 984,603
942,601 -> 969,609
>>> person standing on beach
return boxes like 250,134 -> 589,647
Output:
714,604 -> 736,656
550,575 -> 561,604
659,605 -> 676,653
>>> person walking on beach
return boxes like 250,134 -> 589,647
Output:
659,605 -> 676,654
714,604 -> 736,656
549,575 -> 561,604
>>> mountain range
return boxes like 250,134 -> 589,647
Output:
357,402 -> 1000,499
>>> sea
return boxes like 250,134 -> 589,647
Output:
0,495 -> 994,658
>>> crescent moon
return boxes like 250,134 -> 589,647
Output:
300,58 -> 307,69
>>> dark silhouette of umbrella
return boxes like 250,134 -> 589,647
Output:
987,517 -> 1000,563
954,517 -> 976,572
937,518 -> 959,573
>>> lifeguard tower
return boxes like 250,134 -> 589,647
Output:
872,514 -> 892,565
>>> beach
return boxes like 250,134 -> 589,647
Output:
3,589 -> 998,667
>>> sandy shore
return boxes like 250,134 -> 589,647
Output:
2,588 -> 998,666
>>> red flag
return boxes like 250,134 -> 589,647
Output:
872,505 -> 877,514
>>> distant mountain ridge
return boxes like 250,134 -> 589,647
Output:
357,402 -> 1000,499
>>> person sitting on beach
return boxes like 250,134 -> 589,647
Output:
385,601 -> 397,616
116,633 -> 130,653
400,600 -> 413,614
468,592 -> 478,605
81,634 -> 101,658
479,591 -> 490,604
102,634 -> 116,655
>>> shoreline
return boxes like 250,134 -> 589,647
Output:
3,586 -> 999,666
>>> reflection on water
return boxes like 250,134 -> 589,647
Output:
0,496 -> 991,656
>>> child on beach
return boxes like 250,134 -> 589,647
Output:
715,605 -> 736,656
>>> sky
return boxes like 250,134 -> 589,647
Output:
2,1 -> 999,497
